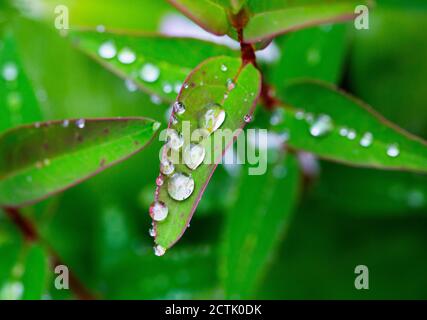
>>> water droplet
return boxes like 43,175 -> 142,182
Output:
171,115 -> 178,125
160,159 -> 175,176
118,47 -> 136,64
140,63 -> 160,83
339,127 -> 349,137
295,111 -> 305,120
244,114 -> 253,123
98,41 -> 117,59
163,82 -> 173,94
149,228 -> 156,237
360,132 -> 373,147
226,78 -> 235,90
76,119 -> 85,129
220,64 -> 228,72
62,120 -> 70,128
183,144 -> 205,170
150,201 -> 168,221
224,93 -> 229,100
273,164 -> 287,178
304,113 -> 314,124
150,95 -> 162,105
167,173 -> 195,201
2,62 -> 18,81
309,114 -> 333,137
270,108 -> 285,126
173,101 -> 186,115
152,122 -> 161,131
166,129 -> 184,150
183,83 -> 189,89
156,175 -> 164,186
387,144 -> 400,158
174,82 -> 182,93
154,245 -> 166,256
34,122 -> 41,128
125,79 -> 138,92
347,129 -> 356,140
200,105 -> 226,134
96,25 -> 106,33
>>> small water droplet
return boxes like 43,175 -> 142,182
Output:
154,245 -> 166,256
96,25 -> 106,33
162,82 -> 173,94
199,105 -> 226,134
152,122 -> 161,131
270,108 -> 285,126
98,41 -> 117,59
76,119 -> 85,129
174,82 -> 182,93
360,132 -> 373,147
150,95 -> 162,105
171,115 -> 178,125
34,122 -> 41,128
118,47 -> 136,64
166,129 -> 184,150
173,101 -> 186,115
160,159 -> 175,175
220,64 -> 228,72
347,129 -> 356,140
387,144 -> 400,158
226,79 -> 235,90
156,175 -> 164,186
140,63 -> 160,83
149,201 -> 168,221
62,120 -> 69,128
183,144 -> 206,170
295,111 -> 305,120
183,83 -> 189,89
304,113 -> 314,124
2,62 -> 18,81
125,79 -> 138,92
244,114 -> 253,123
167,173 -> 195,201
309,114 -> 333,137
339,127 -> 349,137
149,228 -> 156,237
224,93 -> 229,100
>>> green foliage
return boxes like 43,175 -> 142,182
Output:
1,0 -> 427,300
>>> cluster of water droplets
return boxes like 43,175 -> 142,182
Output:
2,61 -> 23,121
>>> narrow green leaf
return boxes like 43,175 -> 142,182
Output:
153,56 -> 261,251
71,31 -> 237,102
244,0 -> 370,43
274,80 -> 427,172
0,117 -> 159,207
0,32 -> 42,132
21,244 -> 48,300
221,154 -> 300,298
167,0 -> 230,35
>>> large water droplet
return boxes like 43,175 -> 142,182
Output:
309,114 -> 333,137
118,47 -> 136,64
98,41 -> 117,59
339,127 -> 349,137
360,132 -> 373,147
160,159 -> 175,176
183,144 -> 205,170
140,63 -> 160,83
76,119 -> 85,129
200,105 -> 226,135
154,245 -> 166,256
2,62 -> 18,81
166,129 -> 184,150
173,101 -> 186,115
167,173 -> 195,201
387,144 -> 400,158
149,201 -> 168,221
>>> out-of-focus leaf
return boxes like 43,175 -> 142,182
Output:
70,31 -> 237,102
221,153 -> 300,298
0,31 -> 42,132
0,117 -> 159,207
167,0 -> 230,35
311,162 -> 427,215
21,244 -> 48,300
243,0 -> 370,43
274,80 -> 427,173
267,24 -> 348,87
154,56 -> 261,251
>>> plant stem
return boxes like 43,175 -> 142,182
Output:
3,207 -> 96,300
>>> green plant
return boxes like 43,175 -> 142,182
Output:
1,0 -> 427,300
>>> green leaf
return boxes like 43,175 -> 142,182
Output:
153,56 -> 261,251
221,153 -> 300,298
0,31 -> 42,132
71,30 -> 237,102
274,80 -> 427,172
167,0 -> 230,35
244,0 -> 370,43
21,244 -> 48,300
0,117 -> 159,207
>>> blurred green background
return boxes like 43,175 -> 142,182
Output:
1,0 -> 427,299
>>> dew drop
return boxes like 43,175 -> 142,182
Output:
183,83 -> 189,89
154,245 -> 166,256
174,82 -> 182,93
200,105 -> 226,134
167,173 -> 195,201
140,63 -> 160,83
163,82 -> 173,94
76,119 -> 85,129
98,41 -> 117,59
270,108 -> 285,126
149,201 -> 168,221
220,64 -> 228,72
150,95 -> 162,105
62,119 -> 69,128
309,114 -> 333,137
166,129 -> 184,150
347,129 -> 356,140
173,101 -> 186,115
360,132 -> 373,147
156,175 -> 164,186
304,113 -> 314,124
149,228 -> 156,237
34,122 -> 41,128
183,144 -> 206,170
125,79 -> 138,92
118,47 -> 136,64
226,78 -> 235,90
2,62 -> 18,81
339,127 -> 349,137
96,25 -> 106,33
160,159 -> 175,176
244,114 -> 253,123
152,122 -> 161,131
387,144 -> 400,158
295,111 -> 305,120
